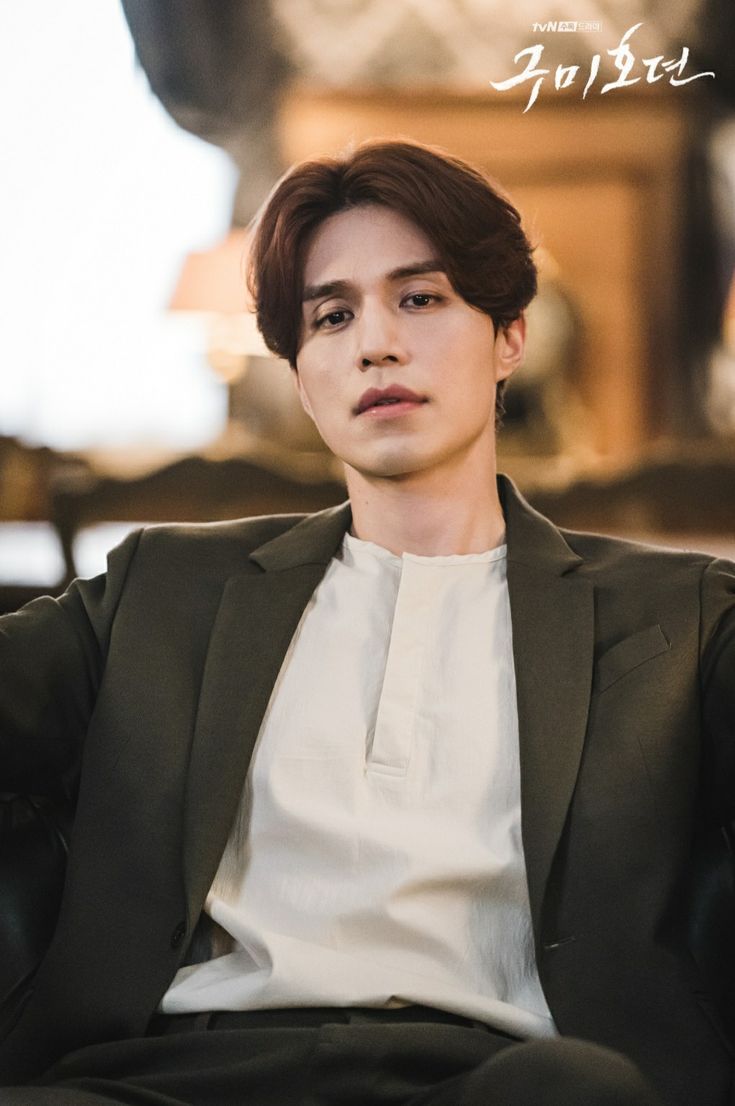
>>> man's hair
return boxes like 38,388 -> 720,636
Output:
246,138 -> 537,420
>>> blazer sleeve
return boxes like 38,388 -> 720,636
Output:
0,528 -> 142,798
700,556 -> 735,823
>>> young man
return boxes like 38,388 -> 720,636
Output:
1,140 -> 733,1105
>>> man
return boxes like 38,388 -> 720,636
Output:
1,139 -> 733,1105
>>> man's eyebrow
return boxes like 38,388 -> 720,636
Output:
301,279 -> 352,305
301,259 -> 446,304
388,259 -> 446,281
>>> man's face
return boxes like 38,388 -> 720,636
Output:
294,204 -> 524,484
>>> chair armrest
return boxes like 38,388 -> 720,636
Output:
0,794 -> 72,1036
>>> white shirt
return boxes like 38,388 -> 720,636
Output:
161,531 -> 557,1040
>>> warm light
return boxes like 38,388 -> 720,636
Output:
169,228 -> 250,314
169,228 -> 271,362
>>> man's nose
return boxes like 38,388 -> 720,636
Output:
355,305 -> 407,370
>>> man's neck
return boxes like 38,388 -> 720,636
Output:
344,464 -> 506,558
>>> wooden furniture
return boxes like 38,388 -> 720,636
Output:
51,453 -> 346,585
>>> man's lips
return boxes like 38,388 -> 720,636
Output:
355,386 -> 427,415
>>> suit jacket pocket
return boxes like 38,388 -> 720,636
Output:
595,624 -> 670,693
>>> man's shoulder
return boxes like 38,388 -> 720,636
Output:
561,527 -> 717,571
136,512 -> 311,554
112,511 -> 319,588
557,526 -> 735,598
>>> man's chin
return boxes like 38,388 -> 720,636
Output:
343,454 -> 431,483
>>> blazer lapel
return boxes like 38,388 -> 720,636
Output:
182,500 -> 353,919
500,477 -> 595,940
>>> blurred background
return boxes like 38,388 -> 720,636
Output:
1,0 -> 734,610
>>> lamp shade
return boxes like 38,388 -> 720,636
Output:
169,228 -> 251,315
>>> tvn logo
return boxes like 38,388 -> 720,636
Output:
531,21 -> 602,32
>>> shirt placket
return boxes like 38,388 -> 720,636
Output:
367,559 -> 434,778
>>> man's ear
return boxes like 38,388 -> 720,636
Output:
494,316 -> 526,383
291,366 -> 315,421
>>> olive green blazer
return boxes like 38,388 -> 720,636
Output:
1,476 -> 734,1104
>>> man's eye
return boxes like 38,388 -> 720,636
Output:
315,309 -> 349,329
405,293 -> 438,308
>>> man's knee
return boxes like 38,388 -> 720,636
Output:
464,1037 -> 663,1106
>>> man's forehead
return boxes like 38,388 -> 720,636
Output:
301,204 -> 443,287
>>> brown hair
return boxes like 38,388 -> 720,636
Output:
246,139 -> 537,418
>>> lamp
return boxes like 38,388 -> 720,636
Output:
168,230 -> 325,453
169,228 -> 270,383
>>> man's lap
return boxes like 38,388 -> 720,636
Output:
3,1012 -> 663,1106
